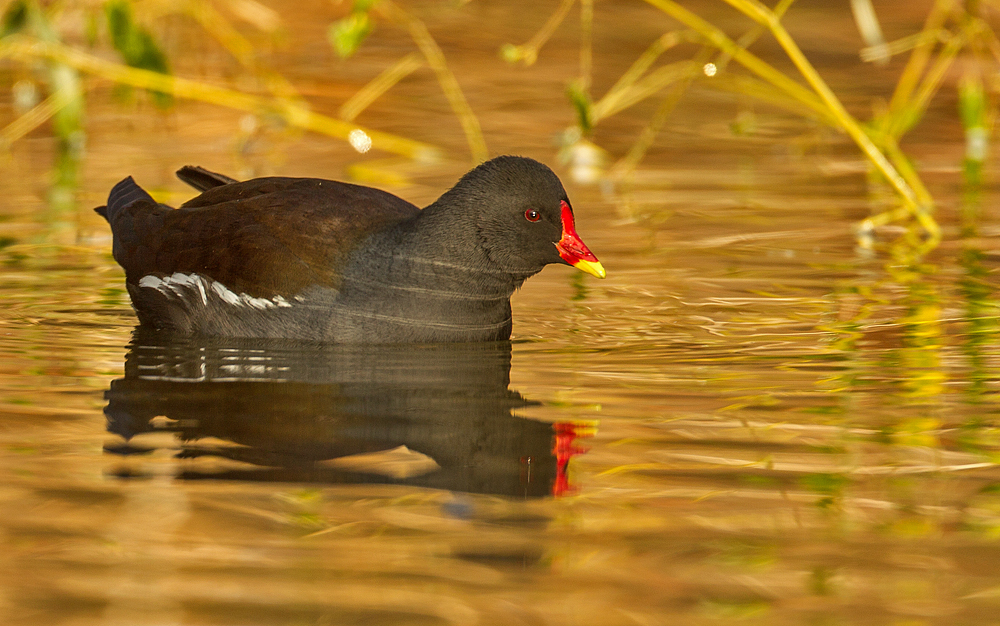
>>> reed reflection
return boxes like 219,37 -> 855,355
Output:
103,329 -> 586,497
958,163 -> 1000,409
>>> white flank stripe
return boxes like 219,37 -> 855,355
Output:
137,272 -> 296,311
210,280 -> 241,306
138,275 -> 163,289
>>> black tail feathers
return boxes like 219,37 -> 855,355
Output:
95,177 -> 156,223
95,168 -> 236,222
176,165 -> 238,192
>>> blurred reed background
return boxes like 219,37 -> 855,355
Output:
0,0 -> 995,256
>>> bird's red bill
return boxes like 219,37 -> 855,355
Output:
555,200 -> 606,279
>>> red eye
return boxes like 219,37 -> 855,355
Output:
524,209 -> 540,222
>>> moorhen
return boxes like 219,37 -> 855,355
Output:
96,155 -> 605,343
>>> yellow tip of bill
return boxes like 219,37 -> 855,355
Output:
573,258 -> 606,279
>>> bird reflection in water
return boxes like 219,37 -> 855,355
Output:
102,329 -> 591,498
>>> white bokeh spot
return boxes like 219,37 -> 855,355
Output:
349,129 -> 373,153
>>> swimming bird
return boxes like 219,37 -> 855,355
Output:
95,155 -> 605,343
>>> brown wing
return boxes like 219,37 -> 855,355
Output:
106,177 -> 420,297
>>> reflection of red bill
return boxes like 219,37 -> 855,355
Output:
555,200 -> 606,279
551,421 -> 596,497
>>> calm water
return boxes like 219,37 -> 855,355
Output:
3,1 -> 1000,624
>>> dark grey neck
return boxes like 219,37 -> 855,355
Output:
330,208 -> 535,342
